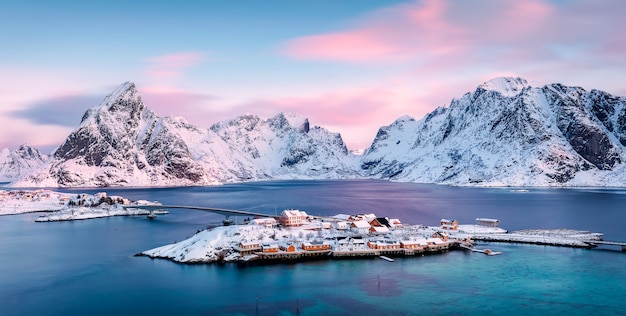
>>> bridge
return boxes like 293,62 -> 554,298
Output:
585,240 -> 626,252
123,205 -> 276,225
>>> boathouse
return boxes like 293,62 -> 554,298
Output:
400,240 -> 424,250
236,241 -> 261,255
336,237 -> 366,252
476,218 -> 500,227
279,243 -> 297,252
367,239 -> 401,250
262,243 -> 279,253
302,241 -> 331,251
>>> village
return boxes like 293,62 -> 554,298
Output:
234,210 -> 489,260
141,209 -> 512,264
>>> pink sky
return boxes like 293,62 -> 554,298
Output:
2,0 -> 626,152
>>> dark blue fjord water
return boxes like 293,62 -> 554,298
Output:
1,180 -> 626,315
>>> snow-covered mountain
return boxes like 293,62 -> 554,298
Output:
10,77 -> 626,187
360,77 -> 626,186
0,144 -> 47,182
11,82 -> 357,187
209,112 -> 357,179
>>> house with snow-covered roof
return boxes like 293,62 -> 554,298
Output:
334,221 -> 349,230
262,243 -> 279,253
349,213 -> 377,222
440,218 -> 458,230
336,237 -> 366,252
369,217 -> 392,228
279,243 -> 297,252
400,239 -> 426,250
279,209 -> 308,227
301,241 -> 331,251
369,226 -> 390,235
350,220 -> 371,234
367,239 -> 401,250
476,218 -> 500,227
250,217 -> 278,228
236,241 -> 261,255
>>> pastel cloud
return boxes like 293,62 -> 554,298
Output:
283,0 -> 624,74
232,83 -> 437,149
276,0 -> 626,149
140,87 -> 216,118
144,52 -> 206,79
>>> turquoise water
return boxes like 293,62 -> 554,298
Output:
1,181 -> 626,315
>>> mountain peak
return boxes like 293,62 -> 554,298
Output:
98,81 -> 141,109
478,77 -> 530,97
270,112 -> 310,133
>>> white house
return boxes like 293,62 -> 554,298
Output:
279,209 -> 308,227
440,218 -> 459,230
250,218 -> 278,228
336,237 -> 366,252
334,221 -> 349,230
350,220 -> 371,234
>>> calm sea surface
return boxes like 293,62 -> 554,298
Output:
1,180 -> 626,315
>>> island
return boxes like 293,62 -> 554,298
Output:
140,211 -> 607,264
0,189 -> 163,221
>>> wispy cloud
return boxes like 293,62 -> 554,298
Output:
144,52 -> 206,79
138,86 -> 218,124
11,94 -> 103,127
283,0 -> 625,76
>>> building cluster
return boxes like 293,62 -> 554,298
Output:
233,210 -> 487,258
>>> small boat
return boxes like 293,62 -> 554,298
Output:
483,249 -> 502,256
147,211 -> 157,219
379,255 -> 394,262
223,218 -> 234,226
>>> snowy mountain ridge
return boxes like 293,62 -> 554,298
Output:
9,82 -> 357,187
360,77 -> 626,186
0,145 -> 47,182
5,77 -> 626,187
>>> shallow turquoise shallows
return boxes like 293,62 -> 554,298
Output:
1,180 -> 625,315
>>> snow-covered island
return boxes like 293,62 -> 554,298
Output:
140,212 -> 609,265
0,189 -> 163,221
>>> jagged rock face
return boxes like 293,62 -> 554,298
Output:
0,144 -> 47,182
11,84 -> 357,187
210,112 -> 355,178
543,84 -> 622,170
14,82 -> 211,187
361,77 -> 626,186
